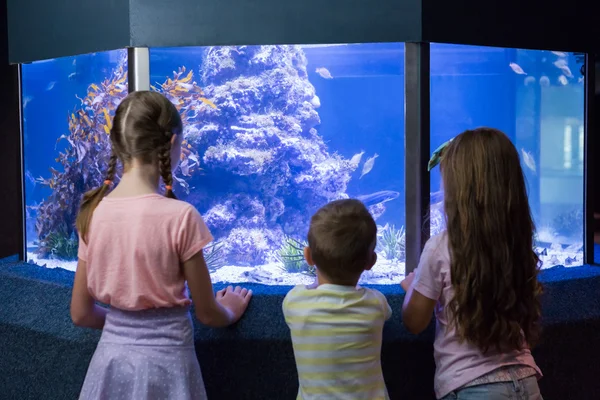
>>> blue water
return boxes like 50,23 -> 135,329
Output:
21,43 -> 586,283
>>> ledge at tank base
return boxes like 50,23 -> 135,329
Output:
1,257 -> 600,400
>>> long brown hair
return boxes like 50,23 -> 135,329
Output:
76,91 -> 183,243
440,127 -> 542,353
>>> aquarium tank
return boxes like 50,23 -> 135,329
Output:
429,44 -> 584,269
21,43 -> 585,286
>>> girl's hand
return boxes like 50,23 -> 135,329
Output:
216,285 -> 253,324
400,272 -> 415,292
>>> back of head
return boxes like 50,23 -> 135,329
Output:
76,91 -> 183,243
440,127 -> 542,353
307,199 -> 377,285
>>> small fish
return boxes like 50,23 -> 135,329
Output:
558,75 -> 568,86
22,95 -> 33,108
558,65 -> 574,78
68,72 -> 77,80
521,149 -> 536,174
315,67 -> 333,79
90,83 -> 100,91
359,153 -> 379,179
46,81 -> 56,91
551,51 -> 567,57
537,248 -> 548,256
550,255 -> 560,265
349,150 -> 365,167
509,63 -> 527,75
553,59 -> 568,69
564,256 -> 576,266
356,190 -> 399,207
578,76 -> 584,83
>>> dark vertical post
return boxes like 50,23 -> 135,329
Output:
127,47 -> 150,93
404,42 -> 431,274
17,65 -> 25,260
584,52 -> 596,265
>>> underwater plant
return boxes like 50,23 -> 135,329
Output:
376,224 -> 405,261
34,54 -> 129,259
203,241 -> 226,271
34,55 -> 214,258
37,222 -> 78,260
277,236 -> 316,276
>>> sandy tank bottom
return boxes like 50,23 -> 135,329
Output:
26,243 -> 582,286
25,245 -> 404,285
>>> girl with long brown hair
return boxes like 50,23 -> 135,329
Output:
401,128 -> 543,399
70,91 -> 252,399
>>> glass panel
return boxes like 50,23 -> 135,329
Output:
22,50 -> 128,270
150,44 -> 406,285
430,44 -> 585,269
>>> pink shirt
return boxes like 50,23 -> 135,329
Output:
77,193 -> 213,311
411,233 -> 542,399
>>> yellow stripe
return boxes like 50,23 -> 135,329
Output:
285,298 -> 382,310
290,327 -> 380,337
286,312 -> 382,324
292,341 -> 375,351
299,364 -> 382,380
295,355 -> 375,366
301,379 -> 385,395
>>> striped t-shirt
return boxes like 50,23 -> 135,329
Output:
283,284 -> 392,400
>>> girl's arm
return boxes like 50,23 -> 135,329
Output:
401,278 -> 437,334
70,259 -> 107,329
184,250 -> 251,328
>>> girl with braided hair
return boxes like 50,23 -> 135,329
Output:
70,91 -> 252,400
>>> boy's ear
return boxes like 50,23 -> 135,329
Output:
364,252 -> 377,271
304,247 -> 315,266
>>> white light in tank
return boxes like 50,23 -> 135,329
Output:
564,124 -> 572,169
578,125 -> 584,168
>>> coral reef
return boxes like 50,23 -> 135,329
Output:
34,45 -> 364,266
167,45 -> 357,265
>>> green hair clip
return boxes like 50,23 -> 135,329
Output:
428,138 -> 454,171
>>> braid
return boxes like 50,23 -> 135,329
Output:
158,142 -> 177,199
75,151 -> 119,243
105,153 -> 118,183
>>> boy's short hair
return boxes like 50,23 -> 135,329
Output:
307,199 -> 377,284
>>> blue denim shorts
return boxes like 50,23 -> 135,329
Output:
441,375 -> 543,400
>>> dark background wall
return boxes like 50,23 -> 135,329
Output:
0,0 -> 23,259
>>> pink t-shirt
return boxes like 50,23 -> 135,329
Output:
77,193 -> 213,311
411,233 -> 542,399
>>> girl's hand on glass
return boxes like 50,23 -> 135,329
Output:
216,285 -> 252,323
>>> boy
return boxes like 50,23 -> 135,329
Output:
283,199 -> 392,400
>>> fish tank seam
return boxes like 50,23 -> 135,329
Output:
19,43 -> 590,286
